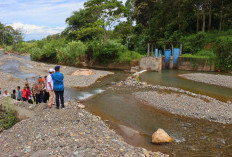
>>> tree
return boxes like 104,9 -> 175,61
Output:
84,0 -> 126,45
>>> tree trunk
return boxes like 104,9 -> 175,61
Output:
202,1 -> 206,32
219,0 -> 223,31
208,0 -> 212,30
197,9 -> 199,32
103,25 -> 107,46
178,4 -> 181,31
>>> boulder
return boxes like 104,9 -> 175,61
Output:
77,104 -> 85,109
152,128 -> 174,144
72,69 -> 94,76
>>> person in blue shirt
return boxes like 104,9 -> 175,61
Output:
52,66 -> 64,109
17,86 -> 22,101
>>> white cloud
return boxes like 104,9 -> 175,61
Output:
9,22 -> 65,40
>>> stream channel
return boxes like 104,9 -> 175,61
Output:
0,51 -> 231,156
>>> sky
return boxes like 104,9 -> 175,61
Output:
0,0 -> 126,41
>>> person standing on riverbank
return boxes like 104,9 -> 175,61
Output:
3,90 -> 10,97
47,68 -> 54,108
11,90 -> 16,100
33,77 -> 43,104
22,87 -> 27,101
25,78 -> 30,88
52,66 -> 64,109
17,86 -> 22,101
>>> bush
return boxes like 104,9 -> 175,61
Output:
15,42 -> 36,54
89,40 -> 127,64
87,39 -> 143,64
181,32 -> 206,54
214,36 -> 232,71
57,41 -> 87,65
0,97 -> 17,130
118,50 -> 144,63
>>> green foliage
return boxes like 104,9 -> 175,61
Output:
0,97 -> 17,130
87,39 -> 142,64
30,39 -> 66,62
118,50 -> 144,63
4,45 -> 13,52
16,42 -> 36,54
214,36 -> 232,71
182,49 -> 216,70
57,41 -> 87,65
181,32 -> 207,54
0,22 -> 23,46
90,40 -> 127,64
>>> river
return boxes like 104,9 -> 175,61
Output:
0,50 -> 231,156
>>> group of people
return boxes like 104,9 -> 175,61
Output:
0,66 -> 65,109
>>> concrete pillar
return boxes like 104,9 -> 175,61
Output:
169,56 -> 173,69
180,43 -> 182,56
151,43 -> 154,57
171,44 -> 174,56
158,56 -> 162,71
147,43 -> 150,56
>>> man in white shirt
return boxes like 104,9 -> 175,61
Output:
47,69 -> 55,108
3,90 -> 10,97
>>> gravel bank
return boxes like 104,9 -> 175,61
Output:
117,77 -> 232,124
0,55 -> 113,88
0,71 -> 25,93
0,98 -> 166,157
134,91 -> 232,124
179,73 -> 232,88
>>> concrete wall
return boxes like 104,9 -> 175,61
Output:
178,57 -> 215,72
139,57 -> 162,71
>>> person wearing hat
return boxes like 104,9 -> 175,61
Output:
47,68 -> 55,108
52,66 -> 64,109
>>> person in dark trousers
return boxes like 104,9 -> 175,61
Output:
33,77 -> 43,104
11,90 -> 16,99
52,66 -> 64,109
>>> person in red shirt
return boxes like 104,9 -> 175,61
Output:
22,86 -> 27,101
26,87 -> 31,100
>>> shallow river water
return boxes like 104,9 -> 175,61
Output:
0,51 -> 231,156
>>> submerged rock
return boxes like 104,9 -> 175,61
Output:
152,129 -> 174,144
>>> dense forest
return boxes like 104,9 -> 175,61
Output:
1,0 -> 232,71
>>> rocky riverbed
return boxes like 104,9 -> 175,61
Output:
0,97 -> 166,157
0,55 -> 113,88
117,77 -> 232,124
0,71 -> 25,93
179,73 -> 232,89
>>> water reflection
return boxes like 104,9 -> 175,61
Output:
140,70 -> 232,102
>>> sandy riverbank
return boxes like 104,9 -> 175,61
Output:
0,97 -> 166,157
179,73 -> 232,89
0,55 -> 113,88
117,77 -> 232,124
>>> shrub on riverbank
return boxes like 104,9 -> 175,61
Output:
18,39 -> 143,66
214,36 -> 232,71
87,39 -> 143,64
57,41 -> 87,65
0,98 -> 17,131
